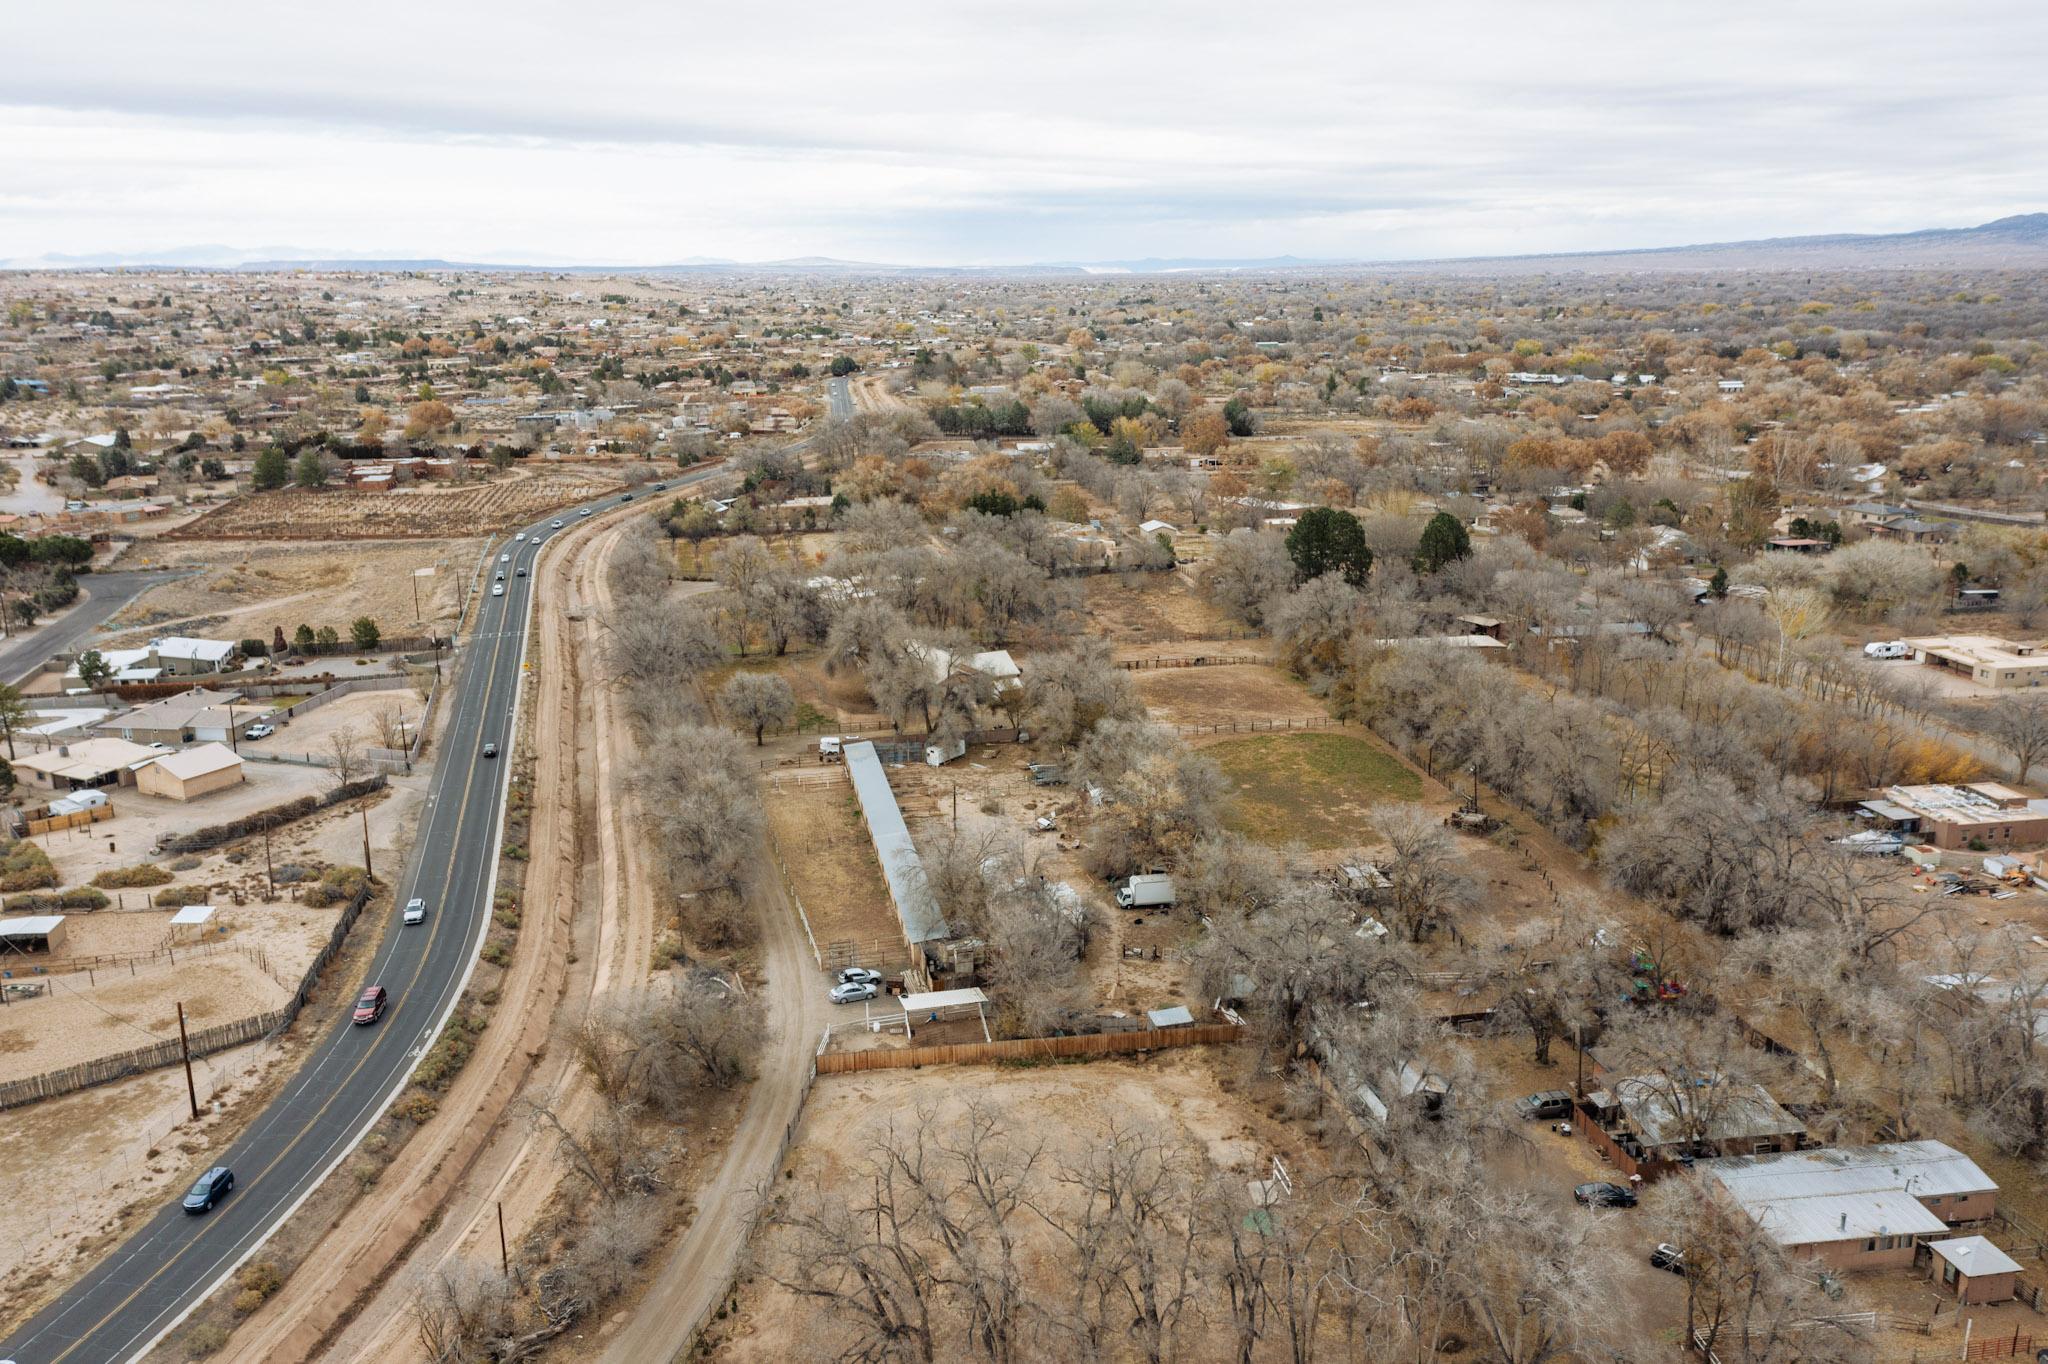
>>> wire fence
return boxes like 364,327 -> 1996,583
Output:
816,1023 -> 1241,1074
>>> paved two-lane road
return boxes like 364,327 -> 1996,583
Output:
2,413 -> 829,1364
0,481 -> 720,1364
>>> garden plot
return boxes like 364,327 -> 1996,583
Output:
763,780 -> 902,965
167,466 -> 617,541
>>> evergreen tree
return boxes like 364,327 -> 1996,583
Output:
1414,511 -> 1473,574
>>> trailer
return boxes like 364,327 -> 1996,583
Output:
1116,873 -> 1175,909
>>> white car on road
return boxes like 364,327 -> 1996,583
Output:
404,898 -> 427,925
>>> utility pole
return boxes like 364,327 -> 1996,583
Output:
397,717 -> 411,774
411,571 -> 421,624
1573,1022 -> 1585,1101
359,800 -> 374,878
177,1001 -> 199,1120
497,1201 -> 509,1275
263,822 -> 274,897
951,782 -> 958,831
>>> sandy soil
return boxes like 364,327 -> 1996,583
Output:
706,1050 -> 1312,1364
108,539 -> 485,642
29,761 -> 336,887
0,951 -> 289,1082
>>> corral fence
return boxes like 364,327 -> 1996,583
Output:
1118,654 -> 1262,671
0,1008 -> 284,1111
0,937 -> 266,984
1173,715 -> 1353,738
816,1022 -> 1241,1075
1964,1329 -> 2037,1360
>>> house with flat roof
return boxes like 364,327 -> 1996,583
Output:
1699,1140 -> 1998,1273
1860,782 -> 2048,851
92,688 -> 255,747
1901,635 -> 2048,689
1583,1074 -> 1805,1163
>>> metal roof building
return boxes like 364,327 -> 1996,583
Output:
1699,1141 -> 1998,1260
844,741 -> 949,948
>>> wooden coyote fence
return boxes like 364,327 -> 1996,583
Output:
817,1023 -> 1241,1075
0,1009 -> 285,1111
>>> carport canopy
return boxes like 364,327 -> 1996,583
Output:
168,905 -> 216,927
901,987 -> 991,1042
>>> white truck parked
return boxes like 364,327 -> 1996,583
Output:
1116,873 -> 1175,909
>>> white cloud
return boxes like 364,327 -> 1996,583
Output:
3,0 -> 2043,263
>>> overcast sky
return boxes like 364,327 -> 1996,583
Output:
4,1 -> 2043,266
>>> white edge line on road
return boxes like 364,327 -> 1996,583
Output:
117,539 -> 542,1364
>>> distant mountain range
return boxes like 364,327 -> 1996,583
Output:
7,215 -> 2046,275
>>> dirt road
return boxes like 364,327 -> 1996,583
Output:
589,838 -> 828,1363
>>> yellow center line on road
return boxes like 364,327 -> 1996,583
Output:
39,556 -> 533,1364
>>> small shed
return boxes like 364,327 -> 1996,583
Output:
1146,1005 -> 1195,1029
0,914 -> 68,956
900,987 -> 990,1041
1928,1236 -> 2021,1305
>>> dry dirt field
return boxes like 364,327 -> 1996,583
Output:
167,465 -> 617,541
1084,570 -> 1245,645
110,537 -> 485,640
1209,730 -> 1425,850
0,1038 -> 284,1312
1131,660 -> 1323,727
763,779 -> 901,964
707,1050 -> 1316,1364
0,947 -> 291,1083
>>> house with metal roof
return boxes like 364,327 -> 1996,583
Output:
1699,1141 -> 1998,1273
843,740 -> 950,964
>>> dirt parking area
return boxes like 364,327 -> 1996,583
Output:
709,1049 -> 1315,1364
242,689 -> 422,763
109,538 -> 487,641
28,760 -> 336,886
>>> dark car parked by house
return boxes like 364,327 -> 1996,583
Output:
1574,1181 -> 1638,1209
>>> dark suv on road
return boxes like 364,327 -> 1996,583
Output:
183,1166 -> 234,1213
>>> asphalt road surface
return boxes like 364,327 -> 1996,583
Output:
826,373 -> 853,421
0,569 -> 185,686
0,471 -> 725,1364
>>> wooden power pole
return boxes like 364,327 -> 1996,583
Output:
177,1001 -> 199,1120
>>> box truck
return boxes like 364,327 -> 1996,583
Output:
1116,873 -> 1175,909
